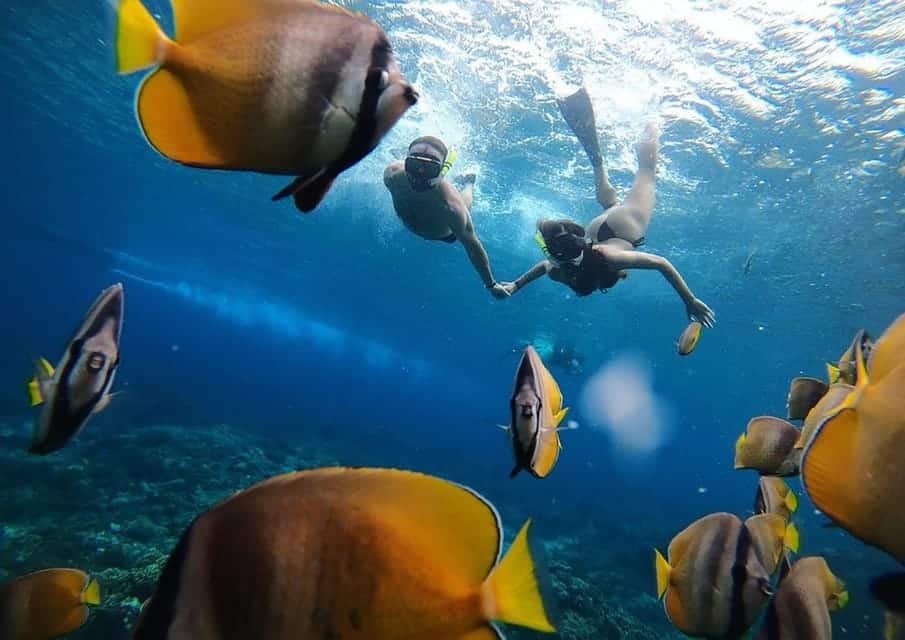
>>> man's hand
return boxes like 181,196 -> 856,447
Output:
488,282 -> 512,299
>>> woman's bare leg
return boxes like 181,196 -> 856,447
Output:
592,124 -> 659,241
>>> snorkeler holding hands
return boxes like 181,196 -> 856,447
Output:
384,137 -> 510,299
501,87 -> 715,328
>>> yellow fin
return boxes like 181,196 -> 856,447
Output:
826,362 -> 841,384
784,522 -> 800,553
541,366 -> 564,415
655,549 -> 671,599
82,578 -> 101,606
27,357 -> 55,406
734,432 -> 747,468
553,407 -> 569,427
482,521 -> 556,633
785,490 -> 799,513
869,313 -> 905,382
115,0 -> 168,74
171,0 -> 303,43
136,69 -> 233,167
27,377 -> 43,406
837,589 -> 849,609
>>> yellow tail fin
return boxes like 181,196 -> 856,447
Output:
784,522 -> 800,553
655,549 -> 671,599
115,0 -> 168,73
481,521 -> 556,633
826,362 -> 840,384
82,578 -> 101,606
27,378 -> 43,406
785,490 -> 799,513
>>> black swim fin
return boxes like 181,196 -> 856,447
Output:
509,463 -> 522,479
556,86 -> 602,167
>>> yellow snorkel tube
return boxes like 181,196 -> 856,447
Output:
439,146 -> 457,179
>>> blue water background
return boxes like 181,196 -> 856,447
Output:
1,0 -> 904,637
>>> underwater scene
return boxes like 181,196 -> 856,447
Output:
2,0 -> 904,638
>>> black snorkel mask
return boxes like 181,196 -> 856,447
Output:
405,136 -> 456,192
535,220 -> 589,267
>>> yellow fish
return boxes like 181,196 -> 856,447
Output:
0,568 -> 100,640
757,557 -> 848,640
677,321 -> 703,356
801,312 -> 905,563
133,467 -> 556,639
735,416 -> 801,476
504,346 -> 573,479
115,0 -> 418,213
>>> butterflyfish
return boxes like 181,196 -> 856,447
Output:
0,568 -> 100,640
677,321 -> 703,356
735,416 -> 801,477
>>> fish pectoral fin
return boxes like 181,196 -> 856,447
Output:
92,392 -> 118,415
495,424 -> 511,431
552,407 -> 570,427
271,170 -> 336,213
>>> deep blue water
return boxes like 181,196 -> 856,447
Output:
1,0 -> 904,638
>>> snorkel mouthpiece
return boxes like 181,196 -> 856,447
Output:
536,220 -> 587,265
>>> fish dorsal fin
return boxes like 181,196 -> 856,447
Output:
868,313 -> 905,382
171,0 -> 308,43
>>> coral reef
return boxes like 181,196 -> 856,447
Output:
0,420 -> 685,639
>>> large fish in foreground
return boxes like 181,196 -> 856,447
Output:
654,512 -> 799,639
0,568 -> 100,640
115,0 -> 418,213
757,557 -> 848,640
504,346 -> 572,479
28,283 -> 123,454
132,467 -> 556,640
801,312 -> 905,564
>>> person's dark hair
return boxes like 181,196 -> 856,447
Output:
537,219 -> 587,262
407,136 -> 447,161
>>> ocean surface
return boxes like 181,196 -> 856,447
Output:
1,0 -> 903,638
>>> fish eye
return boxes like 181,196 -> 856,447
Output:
378,70 -> 389,92
86,352 -> 106,372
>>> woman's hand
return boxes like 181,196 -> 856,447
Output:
489,282 -> 513,299
686,298 -> 715,328
493,282 -> 518,299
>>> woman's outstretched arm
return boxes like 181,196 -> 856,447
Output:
500,261 -> 552,297
599,247 -> 716,326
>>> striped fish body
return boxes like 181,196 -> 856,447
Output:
663,513 -> 773,639
758,557 -> 846,640
31,284 -> 123,454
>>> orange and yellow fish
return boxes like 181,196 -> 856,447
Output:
115,0 -> 417,213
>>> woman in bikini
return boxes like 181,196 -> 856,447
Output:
501,87 -> 715,329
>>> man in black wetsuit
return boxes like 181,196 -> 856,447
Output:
501,87 -> 715,329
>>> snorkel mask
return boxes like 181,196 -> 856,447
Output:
535,220 -> 587,267
405,136 -> 456,192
